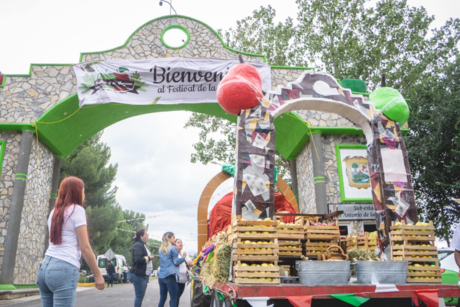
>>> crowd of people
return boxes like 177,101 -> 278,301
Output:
37,176 -> 193,307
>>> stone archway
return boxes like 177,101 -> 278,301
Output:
0,15 -> 315,285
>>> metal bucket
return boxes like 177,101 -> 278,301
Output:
295,260 -> 350,285
355,261 -> 408,284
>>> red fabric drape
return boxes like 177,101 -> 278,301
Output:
208,191 -> 297,238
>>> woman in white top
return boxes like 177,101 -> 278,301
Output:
37,176 -> 105,307
175,238 -> 192,304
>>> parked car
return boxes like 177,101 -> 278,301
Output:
438,247 -> 459,306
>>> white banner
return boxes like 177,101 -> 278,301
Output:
73,58 -> 272,107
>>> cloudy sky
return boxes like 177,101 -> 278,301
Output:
1,0 -> 458,254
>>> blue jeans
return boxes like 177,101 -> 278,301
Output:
129,272 -> 149,307
158,275 -> 179,307
37,256 -> 80,307
107,273 -> 113,287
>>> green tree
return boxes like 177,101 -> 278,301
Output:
405,55 -> 460,244
60,131 -> 118,208
295,0 -> 460,91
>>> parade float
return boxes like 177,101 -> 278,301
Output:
0,14 -> 458,306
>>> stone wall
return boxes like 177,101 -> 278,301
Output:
295,141 -> 315,213
0,66 -> 76,124
0,131 -> 54,282
14,141 -> 54,284
271,69 -> 305,90
81,17 -> 264,63
0,131 -> 22,274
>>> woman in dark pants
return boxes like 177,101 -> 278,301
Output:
175,239 -> 192,304
129,229 -> 154,307
158,232 -> 193,307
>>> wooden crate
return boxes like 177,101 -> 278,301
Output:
304,222 -> 340,240
233,262 -> 280,284
232,237 -> 279,261
390,220 -> 441,283
278,239 -> 302,257
232,219 -> 277,240
303,239 -> 341,259
346,232 -> 378,250
295,216 -> 317,227
276,223 -> 304,239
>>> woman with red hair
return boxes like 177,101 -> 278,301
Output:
37,176 -> 105,306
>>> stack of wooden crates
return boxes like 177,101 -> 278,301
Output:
296,217 -> 340,259
275,217 -> 304,257
231,218 -> 280,284
390,220 -> 442,283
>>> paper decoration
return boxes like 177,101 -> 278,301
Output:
415,289 -> 439,307
380,148 -> 408,183
287,296 -> 313,307
371,273 -> 399,293
330,294 -> 370,306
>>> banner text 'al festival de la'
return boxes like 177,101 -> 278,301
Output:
73,58 -> 272,107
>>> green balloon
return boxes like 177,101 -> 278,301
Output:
370,87 -> 410,126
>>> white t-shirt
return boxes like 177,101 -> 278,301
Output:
177,254 -> 191,283
452,224 -> 460,251
145,245 -> 153,276
45,205 -> 87,269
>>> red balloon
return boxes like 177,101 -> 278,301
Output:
217,64 -> 263,115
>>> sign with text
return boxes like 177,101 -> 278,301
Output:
73,58 -> 271,107
328,204 -> 375,220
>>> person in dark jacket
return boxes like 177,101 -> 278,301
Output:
106,261 -> 116,287
129,228 -> 154,307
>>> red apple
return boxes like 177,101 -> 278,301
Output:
216,64 -> 263,115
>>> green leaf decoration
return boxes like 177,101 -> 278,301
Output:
118,67 -> 129,73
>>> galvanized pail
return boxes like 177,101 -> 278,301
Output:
355,261 -> 408,284
295,260 -> 351,286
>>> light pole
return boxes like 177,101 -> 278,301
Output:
159,0 -> 177,15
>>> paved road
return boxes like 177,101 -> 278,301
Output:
0,281 -> 191,307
